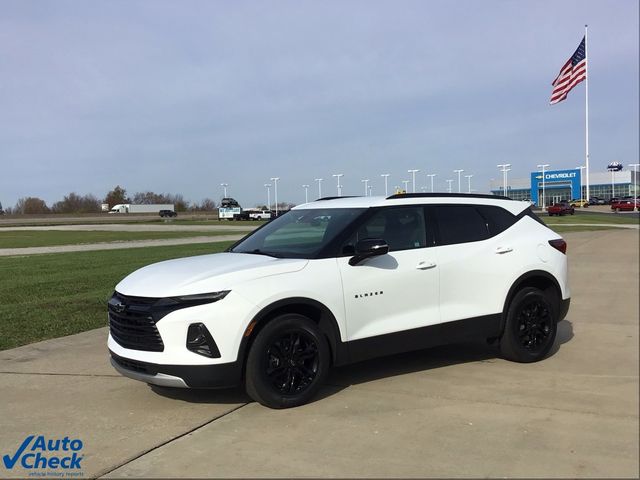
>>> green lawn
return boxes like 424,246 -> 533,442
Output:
0,242 -> 233,350
544,212 -> 638,224
548,225 -> 619,233
0,230 -> 244,249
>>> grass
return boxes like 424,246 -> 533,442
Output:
542,212 -> 638,233
548,225 -> 619,233
0,242 -> 233,350
544,212 -> 638,224
0,230 -> 246,249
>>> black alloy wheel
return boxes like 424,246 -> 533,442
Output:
515,298 -> 552,352
245,314 -> 330,408
500,287 -> 558,363
265,330 -> 319,395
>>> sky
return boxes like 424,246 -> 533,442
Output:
1,0 -> 638,208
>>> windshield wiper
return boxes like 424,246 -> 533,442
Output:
237,249 -> 282,258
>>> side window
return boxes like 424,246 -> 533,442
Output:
343,207 -> 427,253
434,205 -> 489,245
476,205 -> 517,236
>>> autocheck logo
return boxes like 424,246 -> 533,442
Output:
3,435 -> 84,474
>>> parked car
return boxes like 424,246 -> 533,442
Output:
611,199 -> 638,212
547,202 -> 575,216
609,197 -> 621,205
108,194 -> 571,408
569,199 -> 589,208
159,210 -> 177,218
589,197 -> 606,205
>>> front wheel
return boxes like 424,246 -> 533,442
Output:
245,314 -> 330,408
500,287 -> 557,363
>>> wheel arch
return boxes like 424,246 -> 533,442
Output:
237,297 -> 347,379
501,270 -> 563,333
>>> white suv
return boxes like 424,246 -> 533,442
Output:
109,194 -> 570,408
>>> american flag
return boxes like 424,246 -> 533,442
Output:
550,37 -> 587,105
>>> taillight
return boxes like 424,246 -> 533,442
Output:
549,239 -> 567,254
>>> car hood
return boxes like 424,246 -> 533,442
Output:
115,252 -> 308,298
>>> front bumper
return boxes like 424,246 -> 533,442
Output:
110,351 -> 242,389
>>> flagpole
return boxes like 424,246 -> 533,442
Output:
585,24 -> 590,202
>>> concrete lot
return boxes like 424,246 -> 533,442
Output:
0,229 -> 638,478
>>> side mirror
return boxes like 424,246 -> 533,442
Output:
349,238 -> 389,266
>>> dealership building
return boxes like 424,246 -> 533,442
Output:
490,168 -> 640,206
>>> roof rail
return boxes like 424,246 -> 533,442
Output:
315,196 -> 361,201
386,192 -> 512,201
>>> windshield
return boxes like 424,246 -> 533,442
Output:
230,208 -> 365,259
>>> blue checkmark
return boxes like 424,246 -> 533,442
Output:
3,435 -> 34,469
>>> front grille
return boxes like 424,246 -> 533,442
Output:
108,292 -> 165,352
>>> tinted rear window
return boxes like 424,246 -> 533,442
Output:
434,205 -> 490,245
476,205 -> 517,236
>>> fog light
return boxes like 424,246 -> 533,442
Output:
186,323 -> 221,358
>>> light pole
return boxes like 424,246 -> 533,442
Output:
408,169 -> 420,193
497,164 -> 511,196
427,174 -> 436,192
361,179 -> 369,196
537,164 -> 550,210
380,174 -> 390,196
270,177 -> 280,216
402,180 -> 410,192
264,184 -> 271,210
332,173 -> 344,197
609,166 -> 616,200
220,183 -> 228,198
576,165 -> 586,205
453,169 -> 464,193
314,178 -> 323,199
368,185 -> 373,197
446,179 -> 453,193
465,174 -> 473,193
302,184 -> 309,203
629,163 -> 640,204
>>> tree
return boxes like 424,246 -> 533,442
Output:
51,193 -> 101,214
190,198 -> 217,212
104,186 -> 129,208
14,197 -> 49,214
132,191 -> 190,212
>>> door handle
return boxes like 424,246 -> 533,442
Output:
416,261 -> 437,270
495,246 -> 513,254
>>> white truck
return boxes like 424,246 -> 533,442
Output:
109,204 -> 175,214
248,209 -> 272,220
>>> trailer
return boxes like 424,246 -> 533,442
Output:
218,198 -> 242,220
109,204 -> 175,214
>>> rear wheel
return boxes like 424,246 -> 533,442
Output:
245,314 -> 330,408
500,287 -> 557,363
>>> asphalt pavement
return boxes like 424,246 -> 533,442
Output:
0,229 -> 638,478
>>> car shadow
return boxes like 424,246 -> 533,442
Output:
149,384 -> 250,404
327,319 -> 574,391
150,319 -> 574,405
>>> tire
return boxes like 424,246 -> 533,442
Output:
500,287 -> 557,363
245,314 -> 330,409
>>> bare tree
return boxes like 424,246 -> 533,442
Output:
14,197 -> 49,214
132,191 -> 189,211
52,193 -> 101,213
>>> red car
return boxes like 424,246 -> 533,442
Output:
611,199 -> 639,212
547,202 -> 575,216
